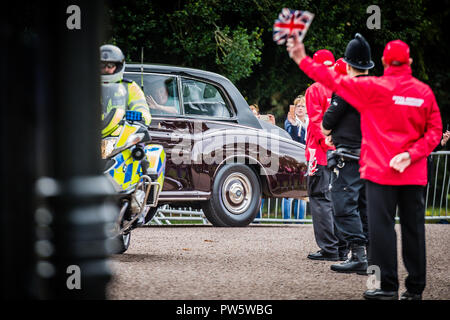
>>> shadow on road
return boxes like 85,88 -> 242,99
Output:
111,253 -> 173,263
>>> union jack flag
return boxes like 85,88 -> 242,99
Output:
273,8 -> 314,45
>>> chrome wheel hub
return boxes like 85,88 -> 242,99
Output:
222,173 -> 252,215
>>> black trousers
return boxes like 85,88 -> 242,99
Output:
307,165 -> 347,255
366,181 -> 426,294
330,160 -> 368,246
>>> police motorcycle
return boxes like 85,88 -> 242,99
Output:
101,104 -> 165,254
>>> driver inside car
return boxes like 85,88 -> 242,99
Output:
100,44 -> 151,137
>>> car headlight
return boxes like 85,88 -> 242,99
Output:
101,138 -> 118,159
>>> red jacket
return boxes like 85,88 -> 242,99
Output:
305,82 -> 333,168
300,57 -> 442,186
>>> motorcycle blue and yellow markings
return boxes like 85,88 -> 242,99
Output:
158,149 -> 166,176
108,150 -> 135,190
146,144 -> 165,173
147,146 -> 162,152
136,163 -> 142,175
130,159 -> 141,185
122,151 -> 141,190
114,153 -> 125,168
157,155 -> 164,175
123,161 -> 134,185
116,124 -> 138,148
107,153 -> 124,178
108,142 -> 166,191
152,147 -> 165,188
156,170 -> 165,188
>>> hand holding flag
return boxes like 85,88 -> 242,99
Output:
286,34 -> 307,65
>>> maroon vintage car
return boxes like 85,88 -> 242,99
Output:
124,64 -> 307,226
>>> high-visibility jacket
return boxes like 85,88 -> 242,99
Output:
299,57 -> 442,186
101,79 -> 152,136
305,82 -> 334,168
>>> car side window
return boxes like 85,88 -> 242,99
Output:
124,73 -> 181,116
181,78 -> 233,118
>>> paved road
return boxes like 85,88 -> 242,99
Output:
107,224 -> 450,300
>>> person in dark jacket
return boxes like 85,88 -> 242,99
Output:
285,95 -> 308,144
287,34 -> 442,301
283,95 -> 308,221
321,35 -> 374,275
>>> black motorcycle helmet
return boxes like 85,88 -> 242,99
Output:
343,33 -> 374,70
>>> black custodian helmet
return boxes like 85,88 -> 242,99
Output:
343,33 -> 374,70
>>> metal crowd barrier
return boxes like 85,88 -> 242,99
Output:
424,151 -> 449,220
149,151 -> 449,225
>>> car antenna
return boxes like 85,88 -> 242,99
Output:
140,46 -> 144,91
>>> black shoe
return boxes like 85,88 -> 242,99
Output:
307,250 -> 339,261
400,291 -> 422,300
331,245 -> 368,274
363,289 -> 398,300
331,259 -> 368,274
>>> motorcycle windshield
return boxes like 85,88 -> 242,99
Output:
101,82 -> 127,137
101,82 -> 127,115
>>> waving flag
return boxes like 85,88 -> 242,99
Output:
273,8 -> 314,45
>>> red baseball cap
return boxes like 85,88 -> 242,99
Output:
313,49 -> 335,66
334,58 -> 347,75
383,40 -> 410,66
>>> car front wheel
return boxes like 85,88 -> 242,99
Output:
202,164 -> 261,227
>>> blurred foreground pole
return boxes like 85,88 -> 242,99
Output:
1,1 -> 116,299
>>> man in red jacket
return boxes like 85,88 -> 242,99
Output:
304,50 -> 348,262
287,36 -> 442,300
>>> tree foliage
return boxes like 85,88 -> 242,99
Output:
105,0 -> 449,127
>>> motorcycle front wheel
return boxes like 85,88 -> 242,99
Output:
111,231 -> 131,254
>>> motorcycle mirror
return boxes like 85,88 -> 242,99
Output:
125,110 -> 143,122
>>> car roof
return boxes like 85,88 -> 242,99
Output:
125,63 -> 264,130
125,63 -> 229,84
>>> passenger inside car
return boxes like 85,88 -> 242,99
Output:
145,77 -> 180,115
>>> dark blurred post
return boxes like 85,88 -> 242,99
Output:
0,2 -> 37,299
1,1 -> 115,299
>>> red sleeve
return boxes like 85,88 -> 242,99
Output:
305,84 -> 327,151
407,92 -> 443,163
299,57 -> 377,112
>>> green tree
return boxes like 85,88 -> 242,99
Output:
105,0 -> 449,127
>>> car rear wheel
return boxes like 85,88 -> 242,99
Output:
202,164 -> 261,227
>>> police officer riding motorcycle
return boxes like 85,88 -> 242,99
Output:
100,44 -> 165,254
